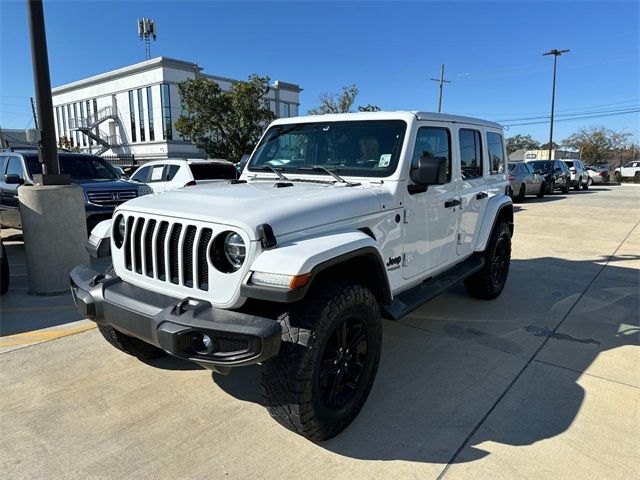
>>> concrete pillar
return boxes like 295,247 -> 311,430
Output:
18,185 -> 90,295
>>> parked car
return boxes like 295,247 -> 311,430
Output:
562,159 -> 589,190
508,162 -> 545,201
0,237 -> 8,295
614,161 -> 640,182
73,111 -> 515,441
130,159 -> 237,193
585,165 -> 610,185
526,160 -> 571,194
0,149 -> 152,232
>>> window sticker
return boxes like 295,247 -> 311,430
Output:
151,166 -> 164,181
379,154 -> 391,168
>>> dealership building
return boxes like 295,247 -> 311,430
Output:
51,57 -> 302,161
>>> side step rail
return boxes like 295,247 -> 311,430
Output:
382,255 -> 485,321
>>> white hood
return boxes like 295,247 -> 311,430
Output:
117,180 -> 385,239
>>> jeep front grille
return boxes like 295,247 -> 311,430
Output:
123,216 -> 213,291
87,190 -> 137,205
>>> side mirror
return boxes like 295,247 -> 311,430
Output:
4,174 -> 24,185
411,156 -> 447,185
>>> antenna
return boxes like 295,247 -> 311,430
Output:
137,18 -> 157,60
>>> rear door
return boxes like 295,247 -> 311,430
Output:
457,127 -> 487,256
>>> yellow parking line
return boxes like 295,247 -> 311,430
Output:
0,324 -> 96,347
0,304 -> 76,313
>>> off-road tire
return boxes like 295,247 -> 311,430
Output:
464,221 -> 511,300
261,282 -> 382,441
537,182 -> 545,198
97,324 -> 166,359
0,242 -> 9,295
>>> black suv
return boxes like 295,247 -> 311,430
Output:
0,149 -> 152,231
527,160 -> 571,194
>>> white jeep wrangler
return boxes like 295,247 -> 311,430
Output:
71,111 -> 513,441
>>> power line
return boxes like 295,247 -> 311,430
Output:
503,108 -> 640,127
496,105 -> 640,122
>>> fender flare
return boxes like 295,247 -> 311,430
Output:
86,219 -> 112,259
241,231 -> 391,304
474,195 -> 514,252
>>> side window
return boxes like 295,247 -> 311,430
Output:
131,165 -> 151,183
486,132 -> 505,174
525,163 -> 534,174
165,165 -> 180,181
149,165 -> 166,182
6,157 -> 25,179
458,129 -> 483,179
412,126 -> 451,182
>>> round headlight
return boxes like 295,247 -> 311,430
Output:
224,232 -> 246,269
113,214 -> 125,249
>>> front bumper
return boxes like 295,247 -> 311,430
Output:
70,265 -> 282,370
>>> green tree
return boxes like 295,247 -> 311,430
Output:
308,85 -> 380,114
505,134 -> 540,154
175,75 -> 275,162
562,126 -> 632,162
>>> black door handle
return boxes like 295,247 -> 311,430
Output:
445,199 -> 461,208
476,192 -> 488,200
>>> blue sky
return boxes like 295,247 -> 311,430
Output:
1,0 -> 638,143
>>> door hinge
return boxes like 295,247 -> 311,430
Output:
457,233 -> 462,245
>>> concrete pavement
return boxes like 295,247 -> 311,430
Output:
0,184 -> 638,479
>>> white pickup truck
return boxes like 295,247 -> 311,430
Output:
71,111 -> 513,440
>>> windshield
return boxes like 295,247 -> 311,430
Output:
529,160 -> 553,173
26,155 -> 121,181
189,163 -> 237,180
248,120 -> 407,178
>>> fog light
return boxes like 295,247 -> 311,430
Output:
192,333 -> 214,354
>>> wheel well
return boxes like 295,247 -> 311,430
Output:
311,253 -> 392,305
496,204 -> 514,237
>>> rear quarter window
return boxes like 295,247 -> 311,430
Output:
189,163 -> 237,180
486,132 -> 505,174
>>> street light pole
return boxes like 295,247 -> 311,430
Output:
543,48 -> 569,161
26,0 -> 68,184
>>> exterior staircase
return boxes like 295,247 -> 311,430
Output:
69,106 -> 118,155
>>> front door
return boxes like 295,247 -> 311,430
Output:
403,125 -> 458,280
457,127 -> 487,255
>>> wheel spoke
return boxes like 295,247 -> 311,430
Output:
336,321 -> 348,349
328,370 -> 345,405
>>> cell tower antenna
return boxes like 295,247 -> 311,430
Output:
137,18 -> 157,60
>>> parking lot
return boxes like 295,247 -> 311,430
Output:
1,183 -> 638,480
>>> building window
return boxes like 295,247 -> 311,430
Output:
55,107 -> 61,139
137,88 -> 146,142
92,99 -> 98,144
160,84 -> 172,141
283,103 -> 291,118
128,90 -> 137,143
72,103 -> 79,146
147,86 -> 155,141
85,100 -> 93,145
66,105 -> 73,146
79,102 -> 85,147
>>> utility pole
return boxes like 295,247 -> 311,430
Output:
30,96 -> 39,130
431,64 -> 451,113
27,0 -> 66,183
542,49 -> 569,160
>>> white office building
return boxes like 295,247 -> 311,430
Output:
51,57 -> 302,161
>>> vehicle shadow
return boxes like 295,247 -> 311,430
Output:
212,257 -> 639,464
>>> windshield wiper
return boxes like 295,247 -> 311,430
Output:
297,166 -> 359,186
260,165 -> 289,181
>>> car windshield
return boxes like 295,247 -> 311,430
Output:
26,155 -> 121,181
248,120 -> 407,178
529,160 -> 553,173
